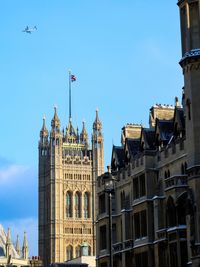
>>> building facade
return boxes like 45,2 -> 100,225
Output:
38,109 -> 104,266
96,0 -> 200,266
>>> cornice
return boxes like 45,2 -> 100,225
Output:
179,49 -> 200,68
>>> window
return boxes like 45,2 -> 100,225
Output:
84,192 -> 90,218
99,193 -> 106,214
100,225 -> 107,250
133,177 -> 139,199
66,245 -> 73,261
121,191 -> 125,210
66,191 -> 73,218
112,224 -> 117,244
135,251 -> 148,267
134,213 -> 140,239
140,174 -> 146,196
141,210 -> 147,237
75,192 -> 81,218
75,245 -> 81,258
133,174 -> 146,200
167,197 -> 176,227
134,210 -> 147,239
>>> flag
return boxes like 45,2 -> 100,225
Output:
70,74 -> 76,82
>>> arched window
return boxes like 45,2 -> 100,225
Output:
181,164 -> 185,174
66,245 -> 73,261
66,191 -> 73,218
75,192 -> 81,218
166,196 -> 177,227
88,246 -> 91,256
184,162 -> 187,173
75,245 -> 81,258
177,192 -> 187,225
84,192 -> 90,218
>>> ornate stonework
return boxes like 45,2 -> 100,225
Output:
39,109 -> 104,266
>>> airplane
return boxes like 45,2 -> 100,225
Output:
22,26 -> 37,34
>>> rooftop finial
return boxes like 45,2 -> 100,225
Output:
175,96 -> 180,107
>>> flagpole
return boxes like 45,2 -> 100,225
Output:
69,70 -> 71,121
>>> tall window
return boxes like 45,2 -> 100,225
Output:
75,245 -> 81,258
66,245 -> 73,261
84,192 -> 90,218
100,225 -> 107,250
134,210 -> 147,240
167,196 -> 176,227
133,174 -> 146,200
99,193 -> 106,214
66,191 -> 73,217
140,174 -> 146,196
75,192 -> 81,218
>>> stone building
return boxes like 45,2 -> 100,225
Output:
96,0 -> 200,266
38,108 -> 104,266
0,224 -> 29,267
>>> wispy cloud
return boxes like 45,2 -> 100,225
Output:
0,164 -> 29,185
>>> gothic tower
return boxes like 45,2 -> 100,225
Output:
22,232 -> 28,260
39,106 -> 104,266
5,228 -> 11,258
92,109 -> 104,177
178,0 -> 200,263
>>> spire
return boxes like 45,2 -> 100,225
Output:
6,228 -> 11,244
15,235 -> 20,256
51,106 -> 60,132
6,228 -> 11,257
80,121 -> 88,146
93,108 -> 102,131
22,231 -> 28,260
40,115 -> 48,137
65,118 -> 78,143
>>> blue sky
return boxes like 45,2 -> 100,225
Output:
0,1 -> 182,256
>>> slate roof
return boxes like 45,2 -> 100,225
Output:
125,138 -> 140,157
141,128 -> 155,150
156,119 -> 174,142
111,146 -> 125,170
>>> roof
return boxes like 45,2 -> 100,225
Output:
125,138 -> 140,158
156,119 -> 174,142
141,128 -> 155,150
111,146 -> 125,170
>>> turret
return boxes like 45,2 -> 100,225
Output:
178,0 -> 200,57
40,116 -> 48,145
15,235 -> 20,256
178,0 -> 200,263
5,228 -> 11,258
51,106 -> 60,134
65,118 -> 78,143
92,109 -> 104,176
22,231 -> 28,260
80,121 -> 88,147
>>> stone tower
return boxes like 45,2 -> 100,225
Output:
178,0 -> 200,264
38,107 -> 104,266
22,232 -> 28,260
5,228 -> 11,258
92,109 -> 104,177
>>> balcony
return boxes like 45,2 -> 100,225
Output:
165,175 -> 187,191
124,239 -> 133,250
113,242 -> 123,254
156,228 -> 167,240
